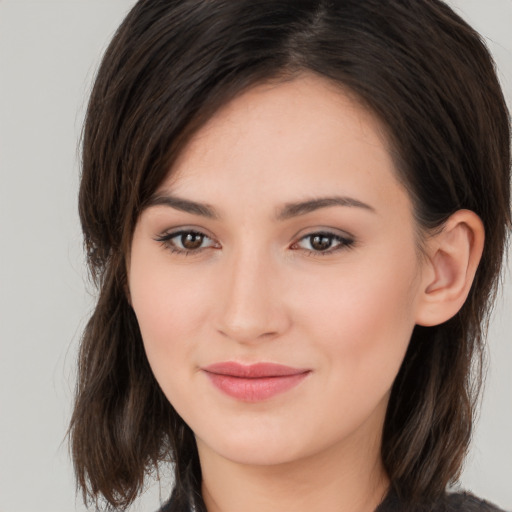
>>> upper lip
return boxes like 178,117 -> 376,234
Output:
202,362 -> 310,378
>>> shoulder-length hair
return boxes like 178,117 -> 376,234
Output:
70,1 -> 511,510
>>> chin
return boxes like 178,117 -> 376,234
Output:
215,444 -> 304,467
195,423 -> 326,468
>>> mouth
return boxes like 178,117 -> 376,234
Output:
201,362 -> 311,402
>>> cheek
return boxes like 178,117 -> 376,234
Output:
131,267 -> 208,341
293,248 -> 420,389
128,244 -> 215,395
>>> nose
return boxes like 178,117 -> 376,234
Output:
214,248 -> 291,344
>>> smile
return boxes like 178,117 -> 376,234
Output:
202,362 -> 311,402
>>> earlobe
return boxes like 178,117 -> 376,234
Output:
415,210 -> 484,327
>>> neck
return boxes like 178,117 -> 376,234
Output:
197,425 -> 389,512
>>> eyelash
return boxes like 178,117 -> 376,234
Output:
154,229 -> 355,257
292,232 -> 355,256
155,230 -> 219,256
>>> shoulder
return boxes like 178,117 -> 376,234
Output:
377,489 -> 507,512
440,492 -> 506,512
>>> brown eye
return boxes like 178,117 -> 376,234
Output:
309,234 -> 333,251
293,231 -> 355,255
155,229 -> 218,255
181,232 -> 204,250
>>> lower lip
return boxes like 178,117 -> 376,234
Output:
204,372 -> 310,402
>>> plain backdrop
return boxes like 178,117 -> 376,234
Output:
0,1 -> 511,511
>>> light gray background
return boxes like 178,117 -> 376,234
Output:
0,1 -> 510,511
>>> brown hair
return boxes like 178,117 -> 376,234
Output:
70,1 -> 511,510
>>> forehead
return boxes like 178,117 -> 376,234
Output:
157,73 -> 408,217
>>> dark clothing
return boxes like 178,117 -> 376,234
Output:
159,487 -> 507,512
376,489 -> 506,512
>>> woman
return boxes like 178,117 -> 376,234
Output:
69,1 -> 511,511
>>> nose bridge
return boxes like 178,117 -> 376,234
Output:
216,244 -> 288,343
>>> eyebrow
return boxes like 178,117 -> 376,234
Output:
277,196 -> 375,220
146,194 -> 375,220
146,194 -> 219,219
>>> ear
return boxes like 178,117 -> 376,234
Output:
415,210 -> 485,327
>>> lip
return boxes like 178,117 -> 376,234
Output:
202,362 -> 311,402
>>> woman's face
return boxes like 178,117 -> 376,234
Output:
128,74 -> 428,467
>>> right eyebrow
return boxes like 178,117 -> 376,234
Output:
145,194 -> 219,219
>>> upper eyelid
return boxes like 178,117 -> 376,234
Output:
291,226 -> 355,243
295,231 -> 352,243
156,226 -> 216,240
156,226 -> 353,240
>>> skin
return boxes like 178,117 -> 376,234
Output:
128,74 -> 483,512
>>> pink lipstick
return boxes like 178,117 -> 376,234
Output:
202,362 -> 310,402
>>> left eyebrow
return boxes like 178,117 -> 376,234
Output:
276,196 -> 376,220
